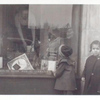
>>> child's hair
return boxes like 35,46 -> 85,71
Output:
90,40 -> 100,52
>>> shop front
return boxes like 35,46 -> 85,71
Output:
0,5 -> 82,94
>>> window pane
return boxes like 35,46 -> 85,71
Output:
1,5 -> 80,74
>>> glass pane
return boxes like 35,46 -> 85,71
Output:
2,5 -> 80,74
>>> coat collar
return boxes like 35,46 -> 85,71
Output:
58,57 -> 74,66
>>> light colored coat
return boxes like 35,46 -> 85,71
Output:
54,58 -> 76,91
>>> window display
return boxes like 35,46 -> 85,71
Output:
0,5 -> 79,77
7,53 -> 34,70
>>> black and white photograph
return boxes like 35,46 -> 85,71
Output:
0,1 -> 100,98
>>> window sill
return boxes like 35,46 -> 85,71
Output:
0,70 -> 55,78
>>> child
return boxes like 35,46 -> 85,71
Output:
54,44 -> 76,95
82,40 -> 100,95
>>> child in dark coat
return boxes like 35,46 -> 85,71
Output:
82,40 -> 100,95
54,44 -> 77,95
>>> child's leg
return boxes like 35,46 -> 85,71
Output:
67,91 -> 73,95
63,91 -> 67,94
63,91 -> 73,95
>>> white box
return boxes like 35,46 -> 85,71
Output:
48,60 -> 56,72
0,57 -> 3,68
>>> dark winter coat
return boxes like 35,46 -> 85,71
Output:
82,55 -> 100,95
54,58 -> 76,91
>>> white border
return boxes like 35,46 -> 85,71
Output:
1,95 -> 100,100
0,0 -> 100,4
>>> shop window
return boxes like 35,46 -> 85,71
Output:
0,5 -> 80,76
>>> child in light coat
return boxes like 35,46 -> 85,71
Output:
54,44 -> 77,94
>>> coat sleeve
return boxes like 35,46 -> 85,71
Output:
56,62 -> 67,78
81,59 -> 88,79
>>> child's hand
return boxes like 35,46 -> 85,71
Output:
81,77 -> 85,82
46,71 -> 52,75
53,71 -> 56,77
97,91 -> 100,93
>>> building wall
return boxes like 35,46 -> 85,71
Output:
80,5 -> 100,75
71,5 -> 83,76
